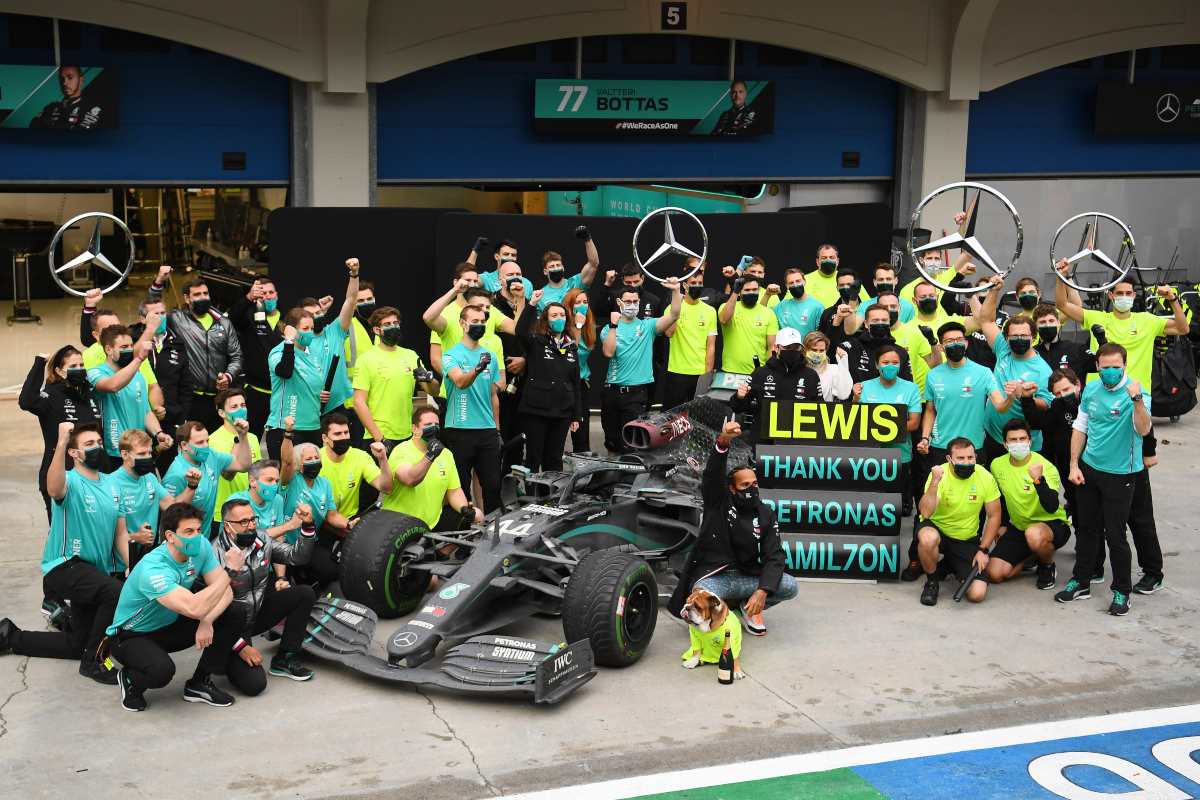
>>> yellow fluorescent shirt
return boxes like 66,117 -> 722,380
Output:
321,446 -> 382,518
925,465 -> 1000,541
382,440 -> 460,528
353,345 -> 420,440
208,426 -> 261,522
667,300 -> 718,376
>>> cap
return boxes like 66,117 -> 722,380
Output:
775,327 -> 803,348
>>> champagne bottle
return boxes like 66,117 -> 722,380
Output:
717,628 -> 733,685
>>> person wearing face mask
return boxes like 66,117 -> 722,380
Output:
719,276 -> 779,374
105,502 -> 240,711
1033,304 -> 1097,381
283,443 -> 348,541
661,270 -> 719,411
666,419 -> 796,636
730,328 -> 821,444
88,324 -> 174,469
514,300 -> 585,472
563,287 -> 598,453
111,429 -> 199,571
214,497 -> 318,694
166,278 -> 243,433
899,249 -> 958,307
354,307 -> 438,452
229,277 -> 284,434
424,265 -> 517,385
601,281 -> 683,454
985,420 -> 1072,591
209,388 -> 263,528
857,264 -> 916,324
1058,343 -> 1158,616
330,279 -> 381,442
265,258 -> 362,461
20,346 -> 102,521
836,302 -> 915,386
79,296 -> 162,409
384,406 -> 484,529
466,237 -> 534,299
164,420 -> 253,537
228,459 -> 304,541
817,270 -> 866,340
0,422 -> 129,685
799,331 -> 853,402
773,268 -> 825,337
740,257 -> 782,310
599,263 -> 668,411
319,414 -> 392,519
534,227 -> 599,312
915,438 -> 1002,606
804,244 -> 867,308
856,345 -> 924,515
129,294 -> 185,430
1020,369 -> 1085,527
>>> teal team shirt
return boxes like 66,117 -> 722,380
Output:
859,377 -> 923,463
985,335 -> 1053,450
577,338 -> 593,382
1077,377 -> 1151,475
924,360 -> 1001,449
480,270 -> 533,299
109,468 -> 171,540
162,450 -> 234,533
283,476 -> 335,543
227,489 -> 288,531
87,363 -> 150,456
41,469 -> 122,575
857,296 -> 916,324
773,296 -> 825,337
267,322 -> 351,431
442,342 -> 500,429
106,539 -> 220,635
537,274 -> 586,312
601,317 -> 659,387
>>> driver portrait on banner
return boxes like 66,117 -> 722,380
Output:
30,65 -> 103,130
711,80 -> 758,136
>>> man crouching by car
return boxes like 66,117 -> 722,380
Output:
668,418 -> 797,636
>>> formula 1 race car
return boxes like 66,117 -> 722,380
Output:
300,392 -> 752,704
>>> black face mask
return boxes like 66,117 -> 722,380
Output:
888,309 -> 899,326
1017,293 -> 1039,311
917,297 -> 938,315
357,301 -> 376,318
778,349 -> 805,370
951,463 -> 975,479
687,286 -> 705,300
944,342 -> 968,362
65,368 -> 88,388
731,486 -> 760,511
875,282 -> 895,294
1058,393 -> 1080,412
465,323 -> 486,341
421,423 -> 440,441
190,298 -> 211,317
301,461 -> 322,480
1008,336 -> 1032,355
1037,325 -> 1059,343
838,284 -> 858,302
787,284 -> 805,299
329,439 -> 351,455
132,456 -> 156,476
81,446 -> 105,470
380,326 -> 403,346
115,348 -> 134,368
818,259 -> 837,275
547,268 -> 565,283
868,322 -> 891,339
234,530 -> 257,549
740,293 -> 759,308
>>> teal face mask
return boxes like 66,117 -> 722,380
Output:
176,531 -> 207,558
155,316 -> 167,335
189,445 -> 211,464
549,317 -> 566,334
1099,366 -> 1124,387
263,298 -> 278,314
227,407 -> 248,423
295,330 -> 315,347
256,482 -> 279,503
573,304 -> 588,317
878,364 -> 901,381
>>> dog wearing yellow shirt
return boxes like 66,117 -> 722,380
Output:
680,588 -> 745,679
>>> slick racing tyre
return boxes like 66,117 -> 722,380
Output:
340,511 -> 429,619
563,549 -> 658,667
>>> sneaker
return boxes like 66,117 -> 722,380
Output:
1021,560 -> 1038,574
40,600 -> 69,631
1090,567 -> 1105,584
79,658 -> 118,685
1054,579 -> 1090,603
737,605 -> 767,637
920,578 -> 939,606
0,617 -> 18,654
269,652 -> 315,681
118,668 -> 147,712
1036,562 -> 1057,591
1132,574 -> 1163,595
1108,590 -> 1131,616
900,560 -> 923,582
183,675 -> 235,707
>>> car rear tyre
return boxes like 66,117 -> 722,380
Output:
562,549 -> 658,667
340,511 -> 429,618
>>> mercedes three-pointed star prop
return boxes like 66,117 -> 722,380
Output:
46,211 -> 134,298
907,182 -> 1024,294
631,206 -> 707,284
1049,212 -> 1141,293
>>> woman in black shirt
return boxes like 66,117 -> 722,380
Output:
515,300 -> 584,472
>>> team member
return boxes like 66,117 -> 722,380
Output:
711,79 -> 760,135
803,244 -> 867,307
858,264 -> 916,323
111,429 -> 198,569
210,388 -> 262,526
730,328 -> 821,445
0,422 -> 128,683
228,276 -> 283,434
282,443 -> 353,588
515,299 -> 584,472
817,270 -> 865,339
914,438 -> 1002,606
20,347 -> 101,520
773,268 -> 825,337
592,263 -> 666,326
214,498 -> 318,694
129,282 -> 188,430
563,287 -> 597,453
423,267 -> 516,376
354,307 -> 438,450
1032,303 -> 1096,380
1021,369 -> 1085,525
600,280 -> 683,453
80,297 -> 161,411
165,278 -> 243,432
801,331 -> 853,402
468,238 -> 533,298
718,276 -> 778,374
1058,344 -> 1158,616
662,270 -> 718,410
986,420 -> 1071,590
667,418 -> 797,636
88,324 -> 173,464
1054,259 -> 1188,388
228,459 -> 303,541
163,420 -> 252,536
107,503 -> 241,711
265,259 -> 361,460
319,413 -> 393,519
837,300 -> 915,385
856,345 -> 923,514
385,407 -> 483,529
741,257 -> 781,309
342,280 -> 379,429
535,226 -> 599,311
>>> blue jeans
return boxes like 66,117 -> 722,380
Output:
694,569 -> 798,610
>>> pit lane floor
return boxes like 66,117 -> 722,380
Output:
1,399 -> 1198,800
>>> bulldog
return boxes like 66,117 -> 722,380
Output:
680,587 -> 745,679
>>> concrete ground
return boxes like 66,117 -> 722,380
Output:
2,301 -> 1199,799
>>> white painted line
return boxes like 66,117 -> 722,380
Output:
499,704 -> 1200,800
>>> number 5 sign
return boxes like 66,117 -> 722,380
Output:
661,2 -> 687,31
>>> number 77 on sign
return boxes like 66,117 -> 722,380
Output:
556,85 -> 589,113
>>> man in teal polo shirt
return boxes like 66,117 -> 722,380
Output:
111,428 -> 198,569
440,304 -> 504,511
535,227 -> 599,312
230,459 -> 306,541
163,419 -> 252,536
774,268 -> 825,337
858,264 -> 916,324
88,325 -> 173,462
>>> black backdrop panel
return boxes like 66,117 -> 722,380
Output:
781,202 -> 894,283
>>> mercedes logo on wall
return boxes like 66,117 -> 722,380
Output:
1156,92 -> 1180,123
47,211 -> 134,298
631,206 -> 707,284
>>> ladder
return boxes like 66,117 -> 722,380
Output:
161,187 -> 193,268
119,188 -> 163,269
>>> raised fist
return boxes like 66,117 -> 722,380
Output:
58,420 -> 75,440
530,289 -> 544,307
1054,257 -> 1070,275
604,270 -> 616,287
225,545 -> 246,572
295,502 -> 313,525
345,257 -> 360,274
156,265 -> 173,284
369,441 -> 387,460
233,418 -> 250,435
1028,460 -> 1043,481
722,265 -> 736,280
472,235 -> 490,253
765,283 -> 781,296
574,225 -> 590,241
476,352 -> 492,373
132,524 -> 155,546
732,277 -> 746,294
610,311 -> 621,327
184,467 -> 202,484
84,287 -> 103,308
930,464 -> 944,482
318,296 -> 334,312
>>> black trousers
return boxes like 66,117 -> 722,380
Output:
10,559 -> 122,662
601,385 -> 648,454
184,392 -> 222,433
440,427 -> 502,512
661,372 -> 701,412
521,415 -> 572,473
908,447 -> 947,561
1105,468 -> 1163,580
1071,462 -> 1155,595
571,379 -> 592,453
225,584 -> 316,696
110,603 -> 243,692
263,427 -> 322,462
243,385 -> 272,439
293,533 -> 341,589
498,391 -> 523,470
